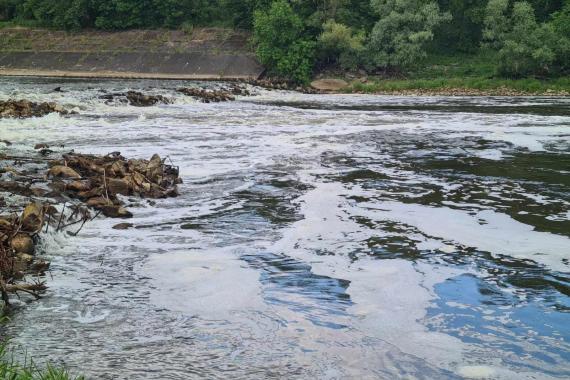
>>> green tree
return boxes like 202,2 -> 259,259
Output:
435,0 -> 487,52
318,20 -> 365,70
253,0 -> 316,83
551,1 -> 570,37
0,0 -> 19,21
482,0 -> 510,48
22,0 -> 96,29
368,0 -> 451,69
490,1 -> 568,77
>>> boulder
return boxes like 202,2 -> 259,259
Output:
310,79 -> 348,91
21,203 -> 44,233
126,91 -> 170,107
113,223 -> 134,230
101,206 -> 133,219
67,180 -> 92,192
106,178 -> 130,196
87,197 -> 114,208
48,165 -> 81,179
10,233 -> 34,254
0,99 -> 68,118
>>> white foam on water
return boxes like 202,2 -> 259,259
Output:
358,201 -> 570,272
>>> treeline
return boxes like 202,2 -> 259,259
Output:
1,0 -> 569,82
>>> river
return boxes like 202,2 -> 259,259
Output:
0,77 -> 569,379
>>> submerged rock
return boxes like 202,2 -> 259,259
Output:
0,99 -> 68,118
126,91 -> 170,107
113,223 -> 134,230
99,91 -> 171,107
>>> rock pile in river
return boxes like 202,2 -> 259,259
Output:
0,99 -> 68,118
0,146 -> 183,306
177,87 -> 235,103
50,152 -> 181,218
0,202 -> 52,304
125,91 -> 171,107
99,91 -> 171,107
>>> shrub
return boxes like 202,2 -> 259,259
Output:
318,20 -> 365,70
482,0 -> 510,49
181,22 -> 193,36
489,1 -> 569,77
21,0 -> 94,29
253,0 -> 316,83
0,0 -> 19,21
367,0 -> 451,70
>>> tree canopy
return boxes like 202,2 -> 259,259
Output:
1,0 -> 568,82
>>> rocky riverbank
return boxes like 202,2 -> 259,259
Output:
0,100 -> 68,118
0,144 -> 182,308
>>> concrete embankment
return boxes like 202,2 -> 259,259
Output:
0,28 -> 264,80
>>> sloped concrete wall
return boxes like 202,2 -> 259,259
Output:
0,51 -> 264,79
0,28 -> 264,79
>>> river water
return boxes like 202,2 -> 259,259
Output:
0,77 -> 569,379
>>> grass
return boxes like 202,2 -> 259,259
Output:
345,50 -> 570,94
348,77 -> 570,94
0,344 -> 84,380
0,20 -> 42,29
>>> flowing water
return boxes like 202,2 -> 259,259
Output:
1,77 -> 569,379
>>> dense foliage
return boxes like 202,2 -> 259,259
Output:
368,0 -> 451,69
1,0 -> 568,82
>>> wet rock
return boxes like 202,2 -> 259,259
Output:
126,91 -> 170,107
30,260 -> 50,273
113,223 -> 134,230
21,202 -> 44,233
177,87 -> 235,103
101,205 -> 133,219
244,78 -> 318,94
106,178 -> 130,196
77,187 -> 103,200
16,253 -> 34,264
0,99 -> 68,118
10,233 -> 34,255
86,197 -> 114,208
34,143 -> 50,150
0,140 -> 12,146
30,187 -> 48,197
67,180 -> 92,192
227,84 -> 251,96
48,165 -> 81,179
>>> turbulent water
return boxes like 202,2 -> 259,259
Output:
1,77 -> 569,379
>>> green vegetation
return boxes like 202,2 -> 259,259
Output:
0,0 -> 569,85
368,0 -> 451,69
347,51 -> 570,93
253,1 -> 316,83
0,344 -> 83,380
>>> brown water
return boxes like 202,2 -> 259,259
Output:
0,77 -> 569,379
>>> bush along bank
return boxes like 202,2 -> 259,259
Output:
3,1 -> 568,85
